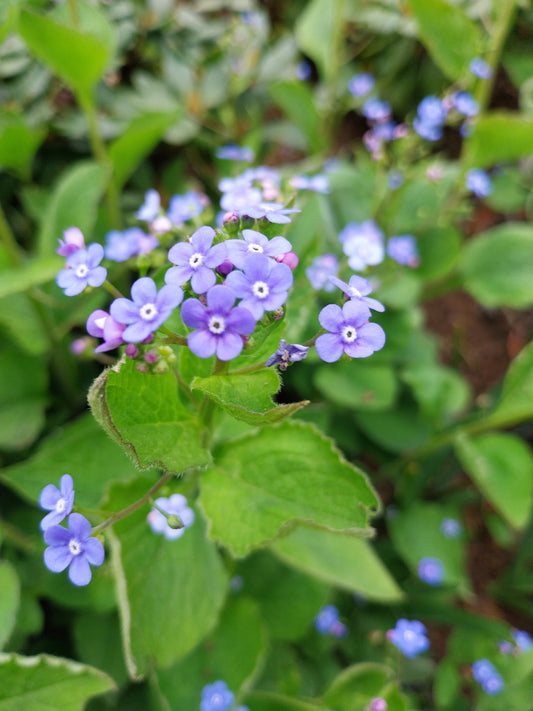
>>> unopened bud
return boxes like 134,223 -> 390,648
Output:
167,514 -> 184,530
275,251 -> 299,270
153,360 -> 170,374
217,258 -> 234,276
136,361 -> 149,373
125,343 -> 140,359
144,350 -> 159,364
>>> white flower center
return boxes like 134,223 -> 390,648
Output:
189,252 -> 204,269
348,286 -> 362,298
140,303 -> 158,321
252,280 -> 269,299
404,630 -> 416,642
56,498 -> 66,513
248,243 -> 263,253
75,264 -> 89,279
69,540 -> 82,556
208,315 -> 226,334
341,325 -> 357,343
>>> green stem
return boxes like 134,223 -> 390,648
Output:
66,0 -> 80,27
0,202 -> 22,266
103,280 -> 125,300
199,359 -> 228,447
92,470 -> 174,533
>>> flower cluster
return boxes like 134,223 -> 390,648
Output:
39,475 -> 104,587
314,605 -> 348,638
472,659 -> 504,695
388,619 -> 430,658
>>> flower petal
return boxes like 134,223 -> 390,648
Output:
39,484 -> 61,510
318,304 -> 344,332
110,297 -> 140,325
191,267 -> 216,294
44,545 -> 72,573
87,266 -> 107,288
122,320 -> 153,343
357,322 -> 386,351
68,512 -> 92,540
206,285 -> 236,314
216,331 -> 244,360
43,524 -> 73,546
181,298 -> 208,329
342,299 -> 372,326
131,277 -> 157,305
84,538 -> 105,566
315,333 -> 344,363
226,305 -> 256,334
188,329 -> 217,358
69,555 -> 92,586
191,225 -> 215,252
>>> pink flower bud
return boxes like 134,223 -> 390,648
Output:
275,251 -> 299,270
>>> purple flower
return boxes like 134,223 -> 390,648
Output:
418,557 -> 444,586
348,72 -> 374,98
135,189 -> 161,221
110,277 -> 183,343
470,57 -> 493,80
512,629 -> 532,652
215,144 -> 255,162
56,243 -> 107,296
413,117 -> 443,141
466,168 -> 492,198
181,284 -> 256,360
265,339 -> 309,369
315,301 -> 385,363
388,619 -> 430,658
417,95 -> 447,126
440,517 -> 462,538
105,228 -> 158,262
39,474 -> 74,531
43,513 -> 105,587
314,605 -> 348,638
166,226 -> 227,294
225,254 -> 293,320
86,309 -> 126,353
328,275 -> 385,312
243,201 -> 301,224
147,494 -> 195,540
289,174 -> 330,193
225,229 -> 292,269
472,659 -> 504,695
339,220 -> 385,271
57,227 -> 85,257
452,91 -> 479,117
306,254 -> 339,291
167,190 -> 205,224
387,235 -> 419,267
366,699 -> 387,711
362,97 -> 391,122
200,680 -> 234,711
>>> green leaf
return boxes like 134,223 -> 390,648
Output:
454,432 -> 533,530
483,342 -> 533,428
109,112 -> 181,190
407,0 -> 481,79
270,81 -> 325,152
271,525 -> 403,602
0,114 -> 45,178
402,364 -> 470,422
354,405 -> 432,454
191,370 -> 309,425
17,9 -> 111,102
152,598 -> 266,710
294,0 -> 344,82
0,563 -> 19,650
38,161 -> 110,258
323,663 -> 394,710
416,225 -> 461,282
387,502 -> 467,588
460,223 -> 533,308
89,358 -> 211,474
0,414 -> 148,508
245,693 -> 322,711
0,294 -> 49,355
0,653 -> 115,711
200,421 -> 379,557
0,344 -> 47,450
73,613 -> 128,687
0,257 -> 62,298
314,362 -> 398,412
106,477 -> 228,676
464,113 -> 533,168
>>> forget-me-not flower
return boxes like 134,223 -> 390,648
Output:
418,557 -> 444,586
348,72 -> 375,98
225,229 -> 292,269
165,226 -> 227,294
39,474 -> 75,531
57,227 -> 85,257
466,168 -> 492,198
339,220 -> 385,271
135,189 -> 161,222
470,57 -> 493,80
56,244 -> 107,296
315,301 -> 385,363
225,253 -> 293,320
314,604 -> 348,638
306,254 -> 339,291
388,619 -> 430,658
147,494 -> 195,540
43,513 -> 105,587
200,680 -> 234,711
167,190 -> 205,224
86,309 -> 126,353
328,274 -> 385,312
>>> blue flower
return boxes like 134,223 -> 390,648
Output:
418,557 -> 444,586
39,474 -> 74,531
225,229 -> 292,269
105,228 -> 158,262
348,72 -> 375,98
56,244 -> 107,296
135,189 -> 161,221
388,619 -> 430,658
147,494 -> 195,540
306,254 -> 339,291
472,659 -> 504,695
265,339 -> 309,369
387,235 -> 419,267
43,513 -> 105,587
470,57 -> 493,80
362,97 -> 391,122
512,629 -> 532,652
167,190 -> 205,224
165,226 -> 227,294
417,95 -> 447,126
86,309 -> 126,353
452,91 -> 479,117
243,201 -> 301,224
225,253 -> 293,320
110,277 -> 183,343
314,605 -> 348,637
413,117 -> 443,141
315,301 -> 386,363
289,174 -> 330,193
440,517 -> 462,538
328,274 -> 385,312
339,220 -> 385,271
200,680 -> 234,711
466,168 -> 492,198
57,227 -> 85,257
216,144 -> 255,162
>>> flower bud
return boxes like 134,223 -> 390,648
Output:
125,343 -> 140,359
275,251 -> 299,270
167,514 -> 184,530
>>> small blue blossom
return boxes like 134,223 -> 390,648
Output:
225,253 -> 293,320
39,474 -> 74,531
315,301 -> 385,363
348,72 -> 375,98
466,168 -> 492,198
86,309 -> 126,353
413,117 -> 443,142
243,201 -> 301,224
387,170 -> 404,190
328,274 -> 385,312
216,144 -> 255,162
339,220 -> 385,271
167,190 -> 205,224
418,557 -> 444,586
314,605 -> 348,638
200,680 -> 234,711
440,517 -> 462,538
181,284 -> 256,360
472,659 -> 504,695
147,494 -> 195,540
362,97 -> 391,122
470,57 -> 493,80
460,119 -> 475,138
43,513 -> 105,587
56,244 -> 107,296
265,339 -> 309,370
387,235 -> 419,267
135,189 -> 161,222
512,629 -> 532,652
452,91 -> 479,117
105,228 -> 158,262
306,254 -> 339,291
165,226 -> 227,294
289,174 -> 330,193
110,277 -> 183,343
413,95 -> 447,141
226,229 -> 292,270
57,227 -> 85,257
388,619 -> 430,658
